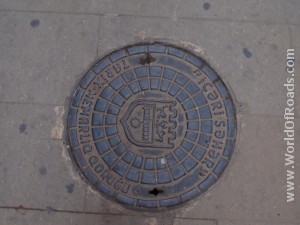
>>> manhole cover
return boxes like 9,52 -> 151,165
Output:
67,42 -> 237,209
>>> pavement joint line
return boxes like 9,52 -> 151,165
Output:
0,8 -> 164,18
96,16 -> 102,57
221,219 -> 300,225
0,101 -> 64,107
0,8 -> 298,26
0,138 -> 65,142
0,205 -> 156,217
172,217 -> 218,223
288,25 -> 294,48
0,8 -> 105,17
172,0 -> 180,22
180,16 -> 300,26
1,206 -> 299,224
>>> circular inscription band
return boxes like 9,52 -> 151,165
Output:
67,42 -> 237,210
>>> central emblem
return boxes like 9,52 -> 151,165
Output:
121,100 -> 177,148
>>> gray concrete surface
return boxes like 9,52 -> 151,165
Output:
0,0 -> 299,224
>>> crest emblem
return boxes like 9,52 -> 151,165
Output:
120,100 -> 177,148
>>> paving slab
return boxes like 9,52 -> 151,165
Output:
178,0 -> 299,25
0,0 -> 177,18
0,0 -> 299,26
172,115 -> 299,224
0,102 -> 84,210
97,15 -> 293,116
0,12 -> 99,105
0,208 -> 161,225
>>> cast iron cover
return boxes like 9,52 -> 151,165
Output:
67,42 -> 237,210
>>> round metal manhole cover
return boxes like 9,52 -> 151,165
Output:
67,42 -> 237,210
